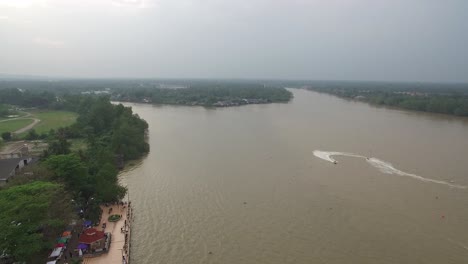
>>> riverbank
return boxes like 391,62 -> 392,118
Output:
83,203 -> 132,264
111,85 -> 293,107
303,85 -> 468,117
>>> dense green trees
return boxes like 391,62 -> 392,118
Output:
44,153 -> 126,204
0,93 -> 149,262
306,85 -> 468,117
0,181 -> 71,261
1,131 -> 11,141
41,96 -> 148,207
70,96 -> 149,161
25,129 -> 39,140
0,80 -> 293,109
113,84 -> 292,106
45,154 -> 92,198
110,104 -> 149,160
47,138 -> 72,155
0,88 -> 57,109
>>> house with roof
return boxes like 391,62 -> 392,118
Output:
78,228 -> 107,252
0,157 -> 33,185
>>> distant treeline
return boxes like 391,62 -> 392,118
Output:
303,82 -> 468,117
0,93 -> 149,262
0,88 -> 58,108
2,78 -> 467,114
0,79 -> 293,107
0,103 -> 16,117
113,84 -> 292,106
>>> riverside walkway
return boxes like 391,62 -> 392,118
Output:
83,203 -> 132,264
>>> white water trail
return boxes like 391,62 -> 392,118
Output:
313,150 -> 466,189
313,150 -> 365,163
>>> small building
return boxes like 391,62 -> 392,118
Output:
0,157 -> 33,185
78,228 -> 106,252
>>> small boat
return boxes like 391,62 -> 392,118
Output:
333,161 -> 337,164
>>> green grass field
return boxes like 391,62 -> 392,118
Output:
0,110 -> 78,137
27,111 -> 78,134
0,119 -> 34,134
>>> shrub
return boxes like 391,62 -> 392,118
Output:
108,214 -> 121,222
1,132 -> 12,141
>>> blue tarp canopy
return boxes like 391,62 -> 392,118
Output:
77,243 -> 88,250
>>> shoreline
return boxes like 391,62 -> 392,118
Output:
82,202 -> 133,264
112,99 -> 290,108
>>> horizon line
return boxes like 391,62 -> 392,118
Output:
1,73 -> 468,85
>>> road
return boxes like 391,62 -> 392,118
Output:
0,112 -> 41,134
13,118 -> 41,134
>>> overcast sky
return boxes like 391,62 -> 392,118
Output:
0,0 -> 467,82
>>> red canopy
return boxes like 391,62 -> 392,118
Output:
78,228 -> 105,244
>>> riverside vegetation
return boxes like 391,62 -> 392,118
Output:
112,83 -> 292,106
0,80 -> 293,107
302,81 -> 468,117
0,92 -> 149,263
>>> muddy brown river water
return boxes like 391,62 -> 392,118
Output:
119,89 -> 468,264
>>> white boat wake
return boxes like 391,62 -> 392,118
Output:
313,150 -> 466,189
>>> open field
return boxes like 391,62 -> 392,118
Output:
0,119 -> 34,134
19,110 -> 78,136
0,110 -> 77,137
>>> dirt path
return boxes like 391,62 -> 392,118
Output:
0,111 -> 41,134
13,118 -> 41,134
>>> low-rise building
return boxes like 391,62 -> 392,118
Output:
0,157 -> 33,185
79,228 -> 107,252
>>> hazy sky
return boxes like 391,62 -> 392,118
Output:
0,0 -> 467,82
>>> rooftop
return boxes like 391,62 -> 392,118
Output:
0,157 -> 29,180
79,228 -> 105,244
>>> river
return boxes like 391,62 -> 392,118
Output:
119,89 -> 468,264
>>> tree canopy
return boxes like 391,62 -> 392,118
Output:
305,84 -> 468,117
0,181 -> 71,261
112,84 -> 292,106
0,92 -> 149,262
